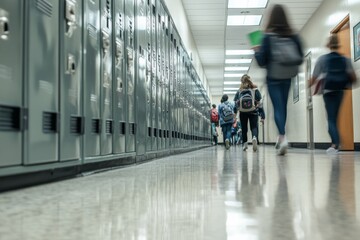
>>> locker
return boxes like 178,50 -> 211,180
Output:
59,0 -> 83,162
100,0 -> 113,155
25,0 -> 60,164
169,21 -> 175,148
0,0 -> 23,167
83,0 -> 101,158
113,0 -> 126,154
145,0 -> 152,151
135,0 -> 147,156
150,0 -> 157,151
125,0 -> 136,153
156,0 -> 162,150
164,11 -> 170,149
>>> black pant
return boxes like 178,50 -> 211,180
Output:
240,112 -> 258,143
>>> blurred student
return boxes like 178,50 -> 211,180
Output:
309,34 -> 357,154
218,94 -> 236,150
254,4 -> 304,155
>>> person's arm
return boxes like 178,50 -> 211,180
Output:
308,56 -> 324,87
346,58 -> 358,85
254,89 -> 262,106
254,34 -> 270,67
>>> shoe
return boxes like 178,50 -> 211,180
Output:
326,147 -> 338,154
242,142 -> 248,151
277,140 -> 288,155
275,136 -> 280,149
252,137 -> 257,152
225,139 -> 230,150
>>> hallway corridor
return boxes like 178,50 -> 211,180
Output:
1,146 -> 360,240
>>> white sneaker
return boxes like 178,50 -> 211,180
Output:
252,136 -> 257,152
277,140 -> 288,155
225,139 -> 230,150
326,147 -> 338,154
243,142 -> 248,151
275,136 -> 280,149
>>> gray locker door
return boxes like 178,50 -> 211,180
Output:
156,0 -> 162,150
59,0 -> 83,162
150,0 -> 157,151
145,0 -> 152,151
113,0 -> 126,154
83,0 -> 101,158
135,0 -> 147,156
100,0 -> 113,155
0,1 -> 23,167
125,0 -> 135,153
26,0 -> 59,164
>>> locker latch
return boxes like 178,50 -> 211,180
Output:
0,9 -> 9,40
66,54 -> 76,75
115,39 -> 123,66
102,31 -> 111,56
65,0 -> 77,36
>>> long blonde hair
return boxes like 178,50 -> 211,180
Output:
240,74 -> 256,90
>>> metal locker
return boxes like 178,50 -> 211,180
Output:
159,3 -> 166,150
145,0 -> 152,151
59,0 -> 83,162
83,0 -> 101,158
113,0 -> 126,154
125,0 -> 136,153
150,0 -> 157,151
164,11 -> 170,149
100,0 -> 113,155
25,0 -> 60,164
0,0 -> 23,167
135,0 -> 147,156
156,0 -> 162,150
168,21 -> 174,149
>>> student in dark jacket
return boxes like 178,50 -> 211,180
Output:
254,4 -> 304,155
309,34 -> 357,154
234,74 -> 262,152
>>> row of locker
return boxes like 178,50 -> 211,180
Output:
0,0 -> 211,174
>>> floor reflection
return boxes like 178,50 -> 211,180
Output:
0,147 -> 360,239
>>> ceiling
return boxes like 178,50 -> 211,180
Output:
181,0 -> 324,101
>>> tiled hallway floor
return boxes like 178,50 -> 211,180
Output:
1,145 -> 360,240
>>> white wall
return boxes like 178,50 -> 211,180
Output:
163,0 -> 210,95
250,0 -> 360,144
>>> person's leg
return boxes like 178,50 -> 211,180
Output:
323,91 -> 344,148
249,114 -> 259,139
267,81 -> 291,136
240,113 -> 248,143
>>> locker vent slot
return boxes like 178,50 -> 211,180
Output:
42,112 -> 58,133
0,105 -> 21,131
70,116 -> 83,135
130,123 -> 136,135
167,130 -> 169,138
120,122 -> 126,135
152,5 -> 156,15
87,24 -> 97,40
171,131 -> 174,138
91,119 -> 101,133
36,0 -> 53,17
159,129 -> 163,138
154,128 -> 157,137
105,120 -> 113,134
148,127 -> 152,137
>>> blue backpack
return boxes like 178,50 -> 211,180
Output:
323,52 -> 351,90
221,102 -> 234,122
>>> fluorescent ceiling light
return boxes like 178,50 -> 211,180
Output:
228,0 -> 268,8
224,87 -> 239,91
225,67 -> 249,71
227,15 -> 262,26
223,91 -> 237,94
226,50 -> 254,55
224,81 -> 240,85
225,59 -> 252,64
224,73 -> 245,77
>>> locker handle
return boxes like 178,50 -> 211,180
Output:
0,16 -> 9,40
67,54 -> 76,75
65,0 -> 77,36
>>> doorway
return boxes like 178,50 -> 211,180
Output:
332,15 -> 354,150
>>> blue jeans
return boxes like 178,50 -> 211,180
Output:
267,80 -> 291,135
323,91 -> 344,147
221,123 -> 232,143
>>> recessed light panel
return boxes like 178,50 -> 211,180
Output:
224,81 -> 241,85
225,67 -> 249,71
226,50 -> 254,55
224,73 -> 244,78
224,87 -> 239,91
225,59 -> 252,64
227,15 -> 262,26
228,0 -> 268,8
223,91 -> 238,94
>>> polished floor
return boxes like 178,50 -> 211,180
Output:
1,145 -> 360,240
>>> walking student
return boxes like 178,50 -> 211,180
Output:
309,34 -> 357,154
254,4 -> 304,155
218,94 -> 235,150
233,74 -> 262,152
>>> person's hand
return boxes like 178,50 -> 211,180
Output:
260,118 -> 264,123
252,46 -> 260,52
